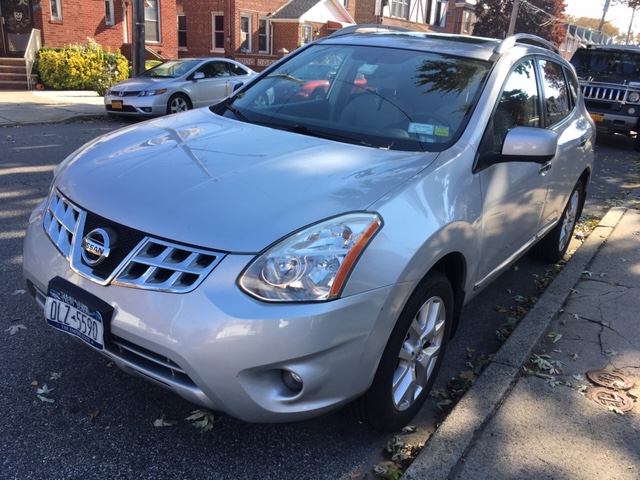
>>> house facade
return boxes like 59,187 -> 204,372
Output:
0,0 -> 474,70
0,0 -> 178,58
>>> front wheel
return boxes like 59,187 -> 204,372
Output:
533,181 -> 584,263
350,271 -> 453,432
167,94 -> 191,115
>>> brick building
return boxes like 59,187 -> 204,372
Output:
0,0 -> 475,88
0,0 -> 177,58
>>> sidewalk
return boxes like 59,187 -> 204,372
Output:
405,205 -> 640,480
0,90 -> 106,125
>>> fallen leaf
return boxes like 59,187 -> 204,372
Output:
401,425 -> 417,434
89,410 -> 100,421
5,324 -> 27,335
30,380 -> 38,387
37,395 -> 55,403
186,409 -> 219,432
36,384 -> 54,395
573,374 -> 585,381
12,289 -> 26,295
603,348 -> 618,357
154,415 -> 178,427
459,371 -> 475,381
49,372 -> 62,381
608,406 -> 625,415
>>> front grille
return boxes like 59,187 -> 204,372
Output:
44,189 -> 225,293
108,335 -> 197,389
43,191 -> 83,258
110,90 -> 140,97
581,84 -> 638,103
113,238 -> 221,292
106,105 -> 138,113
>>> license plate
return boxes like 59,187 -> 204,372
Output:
111,100 -> 123,110
590,113 -> 604,122
45,279 -> 112,350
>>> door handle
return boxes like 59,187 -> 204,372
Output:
538,162 -> 552,176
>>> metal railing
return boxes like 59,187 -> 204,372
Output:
24,29 -> 42,90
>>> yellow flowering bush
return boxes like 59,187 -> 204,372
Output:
37,38 -> 129,96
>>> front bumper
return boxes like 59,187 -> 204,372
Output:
23,203 -> 408,422
104,93 -> 169,117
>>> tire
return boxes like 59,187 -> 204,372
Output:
533,181 -> 584,263
167,94 -> 191,115
350,271 -> 453,432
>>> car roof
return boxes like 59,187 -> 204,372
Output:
577,44 -> 640,53
319,26 -> 561,63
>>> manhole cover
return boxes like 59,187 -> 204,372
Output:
585,387 -> 635,412
587,370 -> 633,390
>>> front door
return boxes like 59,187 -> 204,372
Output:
1,0 -> 34,56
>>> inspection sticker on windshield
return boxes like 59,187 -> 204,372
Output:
409,123 -> 450,137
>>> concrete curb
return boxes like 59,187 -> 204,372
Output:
402,206 -> 628,480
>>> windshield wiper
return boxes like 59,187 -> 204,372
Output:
224,104 -> 251,123
267,123 -> 373,147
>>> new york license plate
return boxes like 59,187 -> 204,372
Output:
45,279 -> 112,350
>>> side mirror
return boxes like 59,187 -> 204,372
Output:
193,72 -> 205,81
476,126 -> 558,172
501,127 -> 557,162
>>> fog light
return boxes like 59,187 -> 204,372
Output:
628,107 -> 636,115
142,107 -> 152,113
282,370 -> 303,392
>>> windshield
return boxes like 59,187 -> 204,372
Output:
571,48 -> 640,78
221,44 -> 490,152
139,60 -> 201,78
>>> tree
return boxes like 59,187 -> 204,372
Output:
565,15 -> 619,38
473,0 -> 567,45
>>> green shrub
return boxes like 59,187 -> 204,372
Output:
37,38 -> 129,96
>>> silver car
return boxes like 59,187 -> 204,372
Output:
24,27 -> 594,432
104,58 -> 256,117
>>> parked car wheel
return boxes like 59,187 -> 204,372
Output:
533,181 -> 584,263
350,271 -> 453,432
167,93 -> 192,115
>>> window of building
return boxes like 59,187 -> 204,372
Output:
240,14 -> 251,53
177,15 -> 187,48
212,14 -> 224,52
104,0 -> 114,26
258,18 -> 269,54
301,24 -> 312,45
50,0 -> 62,21
463,11 -> 471,33
390,0 -> 409,20
144,0 -> 160,42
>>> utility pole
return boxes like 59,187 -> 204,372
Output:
131,0 -> 145,77
598,0 -> 611,32
507,0 -> 520,37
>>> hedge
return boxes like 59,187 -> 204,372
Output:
37,38 -> 129,96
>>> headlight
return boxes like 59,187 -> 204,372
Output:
240,213 -> 382,302
629,92 -> 640,103
139,89 -> 168,97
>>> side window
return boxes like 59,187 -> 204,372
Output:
229,63 -> 248,76
539,59 -> 570,127
491,59 -> 540,151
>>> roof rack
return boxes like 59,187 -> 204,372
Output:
326,24 -> 411,39
494,33 -> 559,55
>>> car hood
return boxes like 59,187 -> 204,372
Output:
55,108 -> 437,253
110,77 -> 171,92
